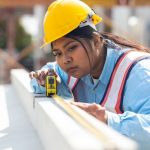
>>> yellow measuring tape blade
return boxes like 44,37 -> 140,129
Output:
52,95 -> 117,149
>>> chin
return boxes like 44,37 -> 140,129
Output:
69,73 -> 85,79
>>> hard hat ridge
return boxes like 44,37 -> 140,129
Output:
79,13 -> 97,31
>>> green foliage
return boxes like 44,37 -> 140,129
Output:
0,20 -> 32,52
15,21 -> 32,52
0,21 -> 7,49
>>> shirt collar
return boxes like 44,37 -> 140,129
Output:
99,47 -> 118,85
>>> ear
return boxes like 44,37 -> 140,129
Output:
92,32 -> 102,49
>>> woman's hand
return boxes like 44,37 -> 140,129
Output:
29,69 -> 61,87
29,69 -> 49,86
71,102 -> 108,124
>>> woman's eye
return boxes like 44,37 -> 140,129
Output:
52,51 -> 62,57
68,45 -> 77,51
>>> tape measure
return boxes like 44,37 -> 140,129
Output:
45,74 -> 57,97
52,95 -> 117,149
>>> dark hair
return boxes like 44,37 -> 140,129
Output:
65,26 -> 150,52
101,32 -> 149,52
65,26 -> 95,39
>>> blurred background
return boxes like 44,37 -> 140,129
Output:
0,0 -> 150,84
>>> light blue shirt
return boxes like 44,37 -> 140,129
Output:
31,46 -> 150,150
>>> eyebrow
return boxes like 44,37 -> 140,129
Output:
52,40 -> 76,51
63,40 -> 76,48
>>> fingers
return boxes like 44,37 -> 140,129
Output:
71,102 -> 99,112
29,71 -> 40,79
29,68 -> 61,86
47,69 -> 61,83
71,102 -> 89,111
71,102 -> 107,123
94,107 -> 107,124
29,70 -> 47,86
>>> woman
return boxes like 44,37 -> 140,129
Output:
29,0 -> 150,149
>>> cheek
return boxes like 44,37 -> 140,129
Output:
78,53 -> 89,66
55,58 -> 64,68
74,48 -> 88,64
76,50 -> 91,73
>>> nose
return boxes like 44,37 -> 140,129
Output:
63,54 -> 72,64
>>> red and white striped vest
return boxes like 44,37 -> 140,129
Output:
67,50 -> 150,114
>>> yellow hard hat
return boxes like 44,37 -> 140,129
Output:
41,0 -> 102,48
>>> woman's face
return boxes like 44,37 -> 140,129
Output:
52,37 -> 91,78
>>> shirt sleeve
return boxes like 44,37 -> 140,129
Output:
30,62 -> 73,99
107,59 -> 150,150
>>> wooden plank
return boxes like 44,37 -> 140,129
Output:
0,0 -> 54,8
135,0 -> 150,5
83,0 -> 117,7
83,0 -> 150,7
0,0 -> 149,9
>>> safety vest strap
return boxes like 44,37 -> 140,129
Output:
101,50 -> 150,114
67,76 -> 79,91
